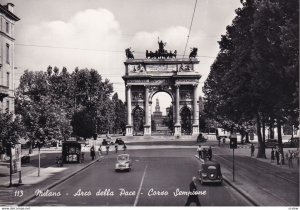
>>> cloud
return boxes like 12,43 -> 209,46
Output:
17,8 -> 124,73
15,8 -> 214,100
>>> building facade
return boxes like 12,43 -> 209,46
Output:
0,3 -> 20,113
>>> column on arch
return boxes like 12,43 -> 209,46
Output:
192,84 -> 199,135
125,85 -> 133,136
144,85 -> 151,135
174,84 -> 181,136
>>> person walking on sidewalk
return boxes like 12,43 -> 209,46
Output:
90,146 -> 95,160
288,150 -> 293,168
185,177 -> 201,206
250,144 -> 255,157
106,145 -> 110,155
279,151 -> 283,166
208,146 -> 212,161
271,148 -> 275,163
275,149 -> 280,165
123,143 -> 127,152
197,145 -> 202,159
98,146 -> 102,157
115,144 -> 118,153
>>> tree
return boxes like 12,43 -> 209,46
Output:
15,70 -> 72,149
112,93 -> 126,134
203,0 -> 298,159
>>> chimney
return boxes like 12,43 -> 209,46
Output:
6,3 -> 14,13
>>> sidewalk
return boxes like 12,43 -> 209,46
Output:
210,143 -> 299,206
0,150 -> 102,206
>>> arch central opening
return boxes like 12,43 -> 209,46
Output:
151,92 -> 173,136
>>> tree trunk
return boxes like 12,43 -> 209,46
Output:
256,113 -> 266,158
245,132 -> 250,143
277,120 -> 285,164
262,115 -> 266,143
270,120 -> 274,139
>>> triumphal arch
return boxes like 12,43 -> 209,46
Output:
123,40 -> 201,136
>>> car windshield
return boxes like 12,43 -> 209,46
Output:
117,155 -> 129,161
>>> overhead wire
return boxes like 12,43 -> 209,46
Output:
183,0 -> 198,59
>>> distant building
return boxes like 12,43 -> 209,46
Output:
151,98 -> 171,134
0,3 -> 20,113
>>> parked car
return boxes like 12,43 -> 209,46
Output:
198,161 -> 222,185
283,137 -> 299,148
102,139 -> 114,146
21,155 -> 30,164
265,139 -> 277,148
115,138 -> 125,145
115,154 -> 132,172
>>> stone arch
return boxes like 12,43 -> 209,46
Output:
149,89 -> 174,103
123,52 -> 201,137
150,91 -> 174,136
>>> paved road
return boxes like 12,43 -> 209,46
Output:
26,149 -> 251,206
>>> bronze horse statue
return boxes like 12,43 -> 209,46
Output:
125,48 -> 134,59
189,48 -> 198,59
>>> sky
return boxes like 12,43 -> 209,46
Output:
2,0 -> 242,113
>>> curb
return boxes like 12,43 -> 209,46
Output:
17,156 -> 104,206
193,155 -> 259,206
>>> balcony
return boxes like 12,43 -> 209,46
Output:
0,85 -> 9,102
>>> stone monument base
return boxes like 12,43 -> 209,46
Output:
192,124 -> 199,136
174,124 -> 181,136
144,125 -> 151,136
126,125 -> 133,136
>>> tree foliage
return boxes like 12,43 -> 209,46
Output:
203,0 -> 299,158
15,67 -> 124,145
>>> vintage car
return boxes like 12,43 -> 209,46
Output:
283,137 -> 299,148
115,138 -> 125,145
265,139 -> 278,148
196,133 -> 208,143
115,154 -> 132,172
198,161 -> 222,185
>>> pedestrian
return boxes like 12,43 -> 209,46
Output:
223,137 -> 226,144
106,145 -> 109,154
197,145 -> 202,159
123,143 -> 127,152
202,148 -> 207,161
80,152 -> 85,163
185,177 -> 201,206
115,144 -> 118,153
270,148 -> 275,163
208,146 -> 212,161
288,150 -> 293,168
98,146 -> 102,157
279,152 -> 283,167
90,146 -> 95,160
275,149 -> 280,165
250,144 -> 255,157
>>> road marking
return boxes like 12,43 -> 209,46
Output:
133,164 -> 148,206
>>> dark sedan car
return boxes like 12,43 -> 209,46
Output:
115,138 -> 125,145
283,137 -> 299,148
265,139 -> 277,148
198,161 -> 222,185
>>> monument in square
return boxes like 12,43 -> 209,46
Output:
123,39 -> 201,136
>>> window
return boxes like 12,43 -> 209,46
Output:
6,22 -> 9,34
6,44 -> 9,64
7,72 -> 9,87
